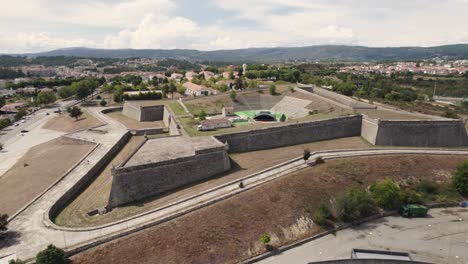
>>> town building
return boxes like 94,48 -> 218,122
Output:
183,82 -> 209,96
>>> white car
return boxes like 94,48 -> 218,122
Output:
20,120 -> 26,123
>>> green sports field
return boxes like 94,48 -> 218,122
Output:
234,110 -> 284,120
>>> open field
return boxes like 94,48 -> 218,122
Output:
0,137 -> 95,216
56,136 -> 372,227
43,111 -> 104,133
106,111 -> 165,129
71,155 -> 468,264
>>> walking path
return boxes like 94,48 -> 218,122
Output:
0,107 -> 467,262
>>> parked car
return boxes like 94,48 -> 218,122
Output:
20,130 -> 29,133
14,123 -> 19,127
460,201 -> 468,207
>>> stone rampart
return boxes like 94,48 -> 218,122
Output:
108,145 -> 230,208
215,115 -> 363,153
361,115 -> 379,145
374,119 -> 468,147
313,86 -> 377,109
122,101 -> 165,122
49,132 -> 132,221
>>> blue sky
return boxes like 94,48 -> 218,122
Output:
0,0 -> 467,53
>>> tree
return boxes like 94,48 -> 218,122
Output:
0,214 -> 8,231
337,187 -> 376,222
36,244 -> 67,264
269,84 -> 277,95
57,86 -> 74,99
15,108 -> 27,121
161,84 -> 170,97
230,90 -> 237,101
370,179 -> 402,210
99,99 -> 107,107
36,91 -> 56,106
453,161 -> 468,195
234,77 -> 244,89
169,82 -> 177,98
68,106 -> 83,120
199,110 -> 207,121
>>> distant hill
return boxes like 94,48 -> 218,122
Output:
20,44 -> 468,62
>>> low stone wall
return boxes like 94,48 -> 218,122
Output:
216,115 -> 363,153
108,145 -> 230,208
130,128 -> 166,136
122,102 -> 141,121
49,132 -> 132,221
374,119 -> 468,147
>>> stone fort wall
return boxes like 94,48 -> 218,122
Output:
108,145 -> 230,208
215,115 -> 363,153
122,101 -> 165,122
373,119 -> 468,147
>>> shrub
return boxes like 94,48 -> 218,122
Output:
303,149 -> 311,160
337,187 -> 376,222
259,233 -> 272,250
416,180 -> 439,195
279,114 -> 286,122
199,110 -> 207,121
0,214 -> 8,231
370,179 -> 402,210
269,84 -> 277,95
36,244 -> 67,264
313,202 -> 333,227
68,106 -> 83,120
230,90 -> 237,101
315,156 -> 325,164
453,161 -> 468,195
99,99 -> 107,107
9,259 -> 26,264
401,190 -> 423,205
96,95 -> 102,100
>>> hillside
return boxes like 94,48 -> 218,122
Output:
19,44 -> 468,62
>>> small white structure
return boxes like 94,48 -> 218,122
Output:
197,119 -> 231,131
222,107 -> 235,117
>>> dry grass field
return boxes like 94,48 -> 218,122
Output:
43,111 -> 104,133
0,137 -> 95,215
55,136 -> 372,227
71,155 -> 467,264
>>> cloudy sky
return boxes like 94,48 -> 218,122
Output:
1,0 -> 468,53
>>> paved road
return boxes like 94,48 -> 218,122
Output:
257,208 -> 468,264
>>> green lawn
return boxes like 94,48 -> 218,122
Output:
168,101 -> 187,115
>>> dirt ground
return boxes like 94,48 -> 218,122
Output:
56,136 -> 372,227
106,111 -> 165,129
71,155 -> 468,264
0,137 -> 95,216
43,111 -> 104,133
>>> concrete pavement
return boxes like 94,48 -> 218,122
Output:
256,207 -> 468,264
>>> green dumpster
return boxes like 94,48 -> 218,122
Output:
400,204 -> 429,217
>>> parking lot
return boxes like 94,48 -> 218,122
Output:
258,207 -> 468,264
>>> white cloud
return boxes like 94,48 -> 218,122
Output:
0,32 -> 96,53
0,0 -> 467,52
